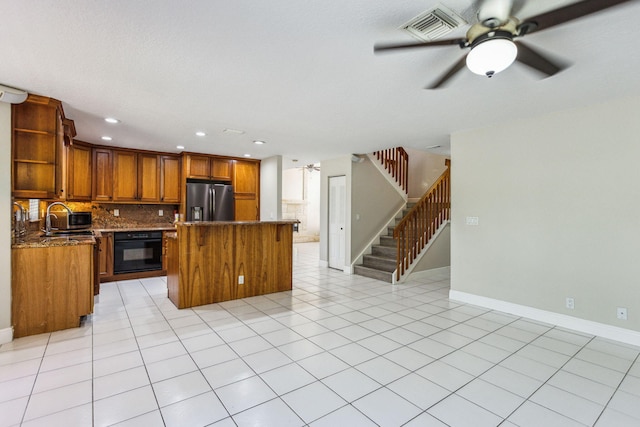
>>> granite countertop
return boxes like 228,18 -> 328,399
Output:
12,223 -> 177,249
178,220 -> 299,226
96,225 -> 177,232
12,234 -> 96,249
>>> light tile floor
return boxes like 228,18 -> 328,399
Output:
2,242 -> 640,426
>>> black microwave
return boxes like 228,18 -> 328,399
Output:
50,211 -> 92,230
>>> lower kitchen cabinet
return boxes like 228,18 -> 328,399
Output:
98,232 -> 114,281
12,244 -> 94,338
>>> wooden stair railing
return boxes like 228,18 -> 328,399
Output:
374,147 -> 409,194
393,166 -> 450,281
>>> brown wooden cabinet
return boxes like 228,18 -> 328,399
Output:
12,244 -> 94,338
185,154 -> 232,181
233,159 -> 260,221
67,142 -> 93,201
92,148 -> 113,201
113,150 -> 139,201
160,155 -> 181,203
12,95 -> 66,199
98,232 -> 113,280
138,153 -> 160,202
92,149 -> 180,204
168,222 -> 293,309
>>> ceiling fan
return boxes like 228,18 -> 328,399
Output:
374,0 -> 632,89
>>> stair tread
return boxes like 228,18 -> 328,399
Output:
353,265 -> 393,283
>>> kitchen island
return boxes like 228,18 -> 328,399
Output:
167,221 -> 296,309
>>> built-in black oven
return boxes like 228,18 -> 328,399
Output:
113,231 -> 163,274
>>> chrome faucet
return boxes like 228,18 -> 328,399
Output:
13,202 -> 26,237
45,202 -> 72,236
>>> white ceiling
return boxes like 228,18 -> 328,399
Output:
2,1 -> 640,168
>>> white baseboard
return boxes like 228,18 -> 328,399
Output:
0,327 -> 13,345
450,290 -> 640,347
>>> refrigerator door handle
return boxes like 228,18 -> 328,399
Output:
210,186 -> 215,219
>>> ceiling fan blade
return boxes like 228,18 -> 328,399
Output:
426,55 -> 468,90
515,41 -> 565,77
519,0 -> 632,35
374,38 -> 467,53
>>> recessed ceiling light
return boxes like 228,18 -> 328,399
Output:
195,131 -> 206,137
253,140 -> 266,145
223,128 -> 245,135
292,159 -> 298,163
243,154 -> 251,157
104,117 -> 120,124
101,136 -> 112,141
176,145 -> 185,150
426,144 -> 441,149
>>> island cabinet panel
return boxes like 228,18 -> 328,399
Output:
168,222 -> 293,309
12,245 -> 94,338
235,223 -> 293,299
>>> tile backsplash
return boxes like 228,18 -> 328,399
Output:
65,203 -> 178,229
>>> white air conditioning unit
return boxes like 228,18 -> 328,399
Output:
0,84 -> 28,104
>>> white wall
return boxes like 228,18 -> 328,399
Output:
0,103 -> 12,343
451,95 -> 640,333
404,148 -> 449,199
259,155 -> 282,220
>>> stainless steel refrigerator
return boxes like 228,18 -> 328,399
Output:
186,182 -> 235,221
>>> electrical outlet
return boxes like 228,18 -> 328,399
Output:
113,209 -> 119,217
566,297 -> 575,310
617,307 -> 628,320
158,209 -> 163,216
238,275 -> 244,285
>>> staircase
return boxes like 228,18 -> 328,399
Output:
354,203 -> 416,283
354,155 -> 451,283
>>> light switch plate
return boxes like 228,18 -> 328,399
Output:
158,210 -> 163,216
113,209 -> 119,217
466,216 -> 479,226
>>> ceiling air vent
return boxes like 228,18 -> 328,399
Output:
402,5 -> 466,42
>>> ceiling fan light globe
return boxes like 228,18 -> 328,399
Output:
466,38 -> 518,77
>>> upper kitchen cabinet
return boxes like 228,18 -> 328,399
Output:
185,154 -> 232,181
112,150 -> 138,201
92,147 -> 180,203
12,95 -> 70,199
137,153 -> 160,202
160,155 -> 181,203
92,148 -> 113,201
233,159 -> 260,221
67,141 -> 92,201
138,153 -> 181,203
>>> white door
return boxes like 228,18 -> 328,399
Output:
328,175 -> 346,270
